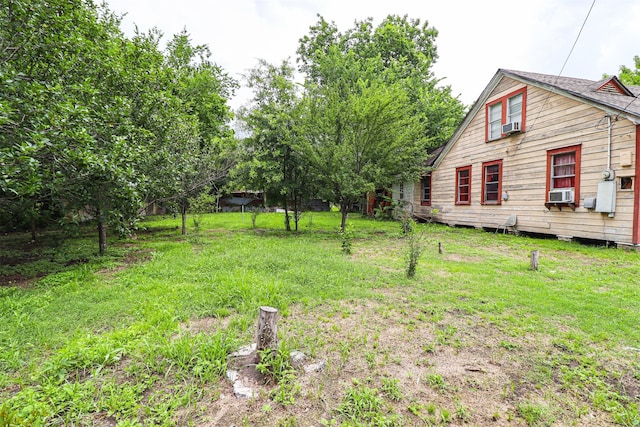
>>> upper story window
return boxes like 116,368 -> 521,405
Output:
546,145 -> 581,206
421,174 -> 431,206
485,87 -> 527,141
399,182 -> 404,200
482,160 -> 502,205
456,166 -> 472,205
488,103 -> 502,140
507,94 -> 522,124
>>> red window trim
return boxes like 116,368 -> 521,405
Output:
455,165 -> 472,205
545,144 -> 581,206
634,124 -> 640,244
481,159 -> 503,205
420,173 -> 432,206
485,87 -> 527,142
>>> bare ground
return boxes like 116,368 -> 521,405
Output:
174,289 -> 625,426
4,228 -> 637,426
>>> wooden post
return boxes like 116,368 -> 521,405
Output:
530,250 -> 539,271
256,306 -> 278,362
438,242 -> 443,254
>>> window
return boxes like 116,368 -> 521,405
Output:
551,152 -> 575,189
546,145 -> 581,205
399,183 -> 404,200
482,160 -> 502,205
488,103 -> 502,140
507,94 -> 522,124
421,174 -> 431,206
485,87 -> 527,141
456,166 -> 472,205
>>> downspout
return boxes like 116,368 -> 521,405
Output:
605,115 -> 616,220
633,124 -> 640,245
607,115 -> 612,171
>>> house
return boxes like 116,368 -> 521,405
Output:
402,69 -> 640,247
392,145 -> 444,219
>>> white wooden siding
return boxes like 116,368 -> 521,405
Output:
414,77 -> 638,245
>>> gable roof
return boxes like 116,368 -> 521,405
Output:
595,76 -> 635,96
433,69 -> 640,168
502,69 -> 640,117
425,144 -> 445,168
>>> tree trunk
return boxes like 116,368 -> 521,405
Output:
293,194 -> 299,231
97,208 -> 107,255
30,199 -> 37,241
181,200 -> 187,235
284,196 -> 291,231
30,218 -> 36,242
340,202 -> 349,232
255,306 -> 278,363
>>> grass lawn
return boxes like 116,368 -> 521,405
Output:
1,211 -> 640,426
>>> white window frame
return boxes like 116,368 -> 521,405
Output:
488,103 -> 502,140
507,93 -> 522,124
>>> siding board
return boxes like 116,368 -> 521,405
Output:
413,75 -> 638,245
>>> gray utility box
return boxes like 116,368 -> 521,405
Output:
595,181 -> 616,213
584,197 -> 596,209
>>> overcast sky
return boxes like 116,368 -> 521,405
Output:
106,0 -> 640,110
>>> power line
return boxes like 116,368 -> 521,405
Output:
557,0 -> 597,78
614,88 -> 640,121
523,0 -> 597,140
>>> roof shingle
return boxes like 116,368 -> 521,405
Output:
501,69 -> 640,118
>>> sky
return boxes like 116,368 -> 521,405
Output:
105,0 -> 640,111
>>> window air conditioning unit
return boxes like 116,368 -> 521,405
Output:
502,121 -> 521,134
548,188 -> 575,203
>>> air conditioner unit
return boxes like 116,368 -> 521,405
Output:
548,188 -> 575,203
502,121 -> 521,134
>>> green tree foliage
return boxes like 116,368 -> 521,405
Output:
296,15 -> 465,230
162,30 -> 238,235
0,1 -> 236,251
237,59 -> 313,231
0,0 -> 146,249
618,55 -> 640,86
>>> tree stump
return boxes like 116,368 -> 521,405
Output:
255,306 -> 278,363
530,250 -> 539,271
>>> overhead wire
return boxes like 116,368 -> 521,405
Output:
522,0 -> 597,140
557,0 -> 596,78
613,88 -> 640,121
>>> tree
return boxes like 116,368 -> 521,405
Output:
618,55 -> 640,86
296,15 -> 465,230
162,30 -> 238,235
0,1 -> 237,252
237,59 -> 313,231
298,15 -> 438,87
300,48 -> 427,230
0,0 -> 150,250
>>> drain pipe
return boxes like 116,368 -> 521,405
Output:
605,114 -> 615,218
607,115 -> 612,171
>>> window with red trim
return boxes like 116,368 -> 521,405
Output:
546,145 -> 581,205
456,166 -> 472,205
485,87 -> 527,141
421,174 -> 431,206
482,160 -> 502,205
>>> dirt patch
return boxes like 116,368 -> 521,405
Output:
0,273 -> 44,288
179,316 -> 232,335
97,248 -> 154,278
183,294 -> 622,426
